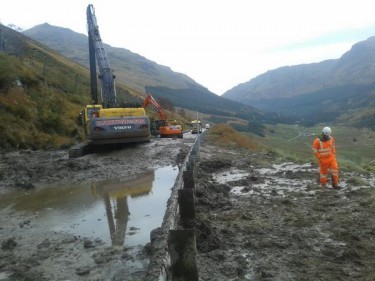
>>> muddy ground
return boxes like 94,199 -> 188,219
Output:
0,136 -> 193,281
1,133 -> 374,280
194,141 -> 375,281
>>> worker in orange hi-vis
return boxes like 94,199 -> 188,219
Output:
312,127 -> 340,189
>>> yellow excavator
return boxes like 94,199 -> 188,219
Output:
70,5 -> 150,157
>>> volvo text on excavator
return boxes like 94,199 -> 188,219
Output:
142,94 -> 183,138
75,5 -> 151,153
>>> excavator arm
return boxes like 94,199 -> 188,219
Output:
142,94 -> 167,123
142,94 -> 183,138
87,4 -> 118,108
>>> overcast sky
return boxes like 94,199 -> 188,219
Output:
1,0 -> 375,95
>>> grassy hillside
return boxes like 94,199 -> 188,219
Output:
250,123 -> 375,173
0,25 -> 90,148
205,124 -> 262,151
205,122 -> 374,174
0,24 -> 144,149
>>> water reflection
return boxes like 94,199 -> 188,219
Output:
91,171 -> 154,246
0,166 -> 178,247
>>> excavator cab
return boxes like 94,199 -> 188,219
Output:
85,104 -> 102,121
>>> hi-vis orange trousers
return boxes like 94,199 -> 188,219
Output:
319,156 -> 339,186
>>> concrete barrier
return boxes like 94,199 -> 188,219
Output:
169,229 -> 199,281
144,132 -> 203,281
178,188 -> 195,221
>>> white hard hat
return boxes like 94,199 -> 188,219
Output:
322,127 -> 332,136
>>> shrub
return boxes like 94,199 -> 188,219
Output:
207,124 -> 262,151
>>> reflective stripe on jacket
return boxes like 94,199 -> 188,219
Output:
312,137 -> 335,159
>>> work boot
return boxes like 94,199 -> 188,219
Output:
331,175 -> 340,189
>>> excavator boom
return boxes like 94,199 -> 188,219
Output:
87,4 -> 118,108
83,5 -> 151,146
142,95 -> 167,122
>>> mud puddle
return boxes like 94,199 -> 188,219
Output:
214,162 -> 374,198
0,165 -> 179,247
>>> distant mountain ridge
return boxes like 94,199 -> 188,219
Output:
223,37 -> 375,101
223,37 -> 375,128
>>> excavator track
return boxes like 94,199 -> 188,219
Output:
68,143 -> 92,158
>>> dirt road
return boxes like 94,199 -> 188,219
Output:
1,132 -> 374,280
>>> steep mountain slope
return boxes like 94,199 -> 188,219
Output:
223,37 -> 375,128
23,23 -> 288,135
23,23 -> 199,94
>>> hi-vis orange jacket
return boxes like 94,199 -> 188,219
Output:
312,136 -> 336,159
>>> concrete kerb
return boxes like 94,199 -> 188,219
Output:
144,132 -> 204,281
